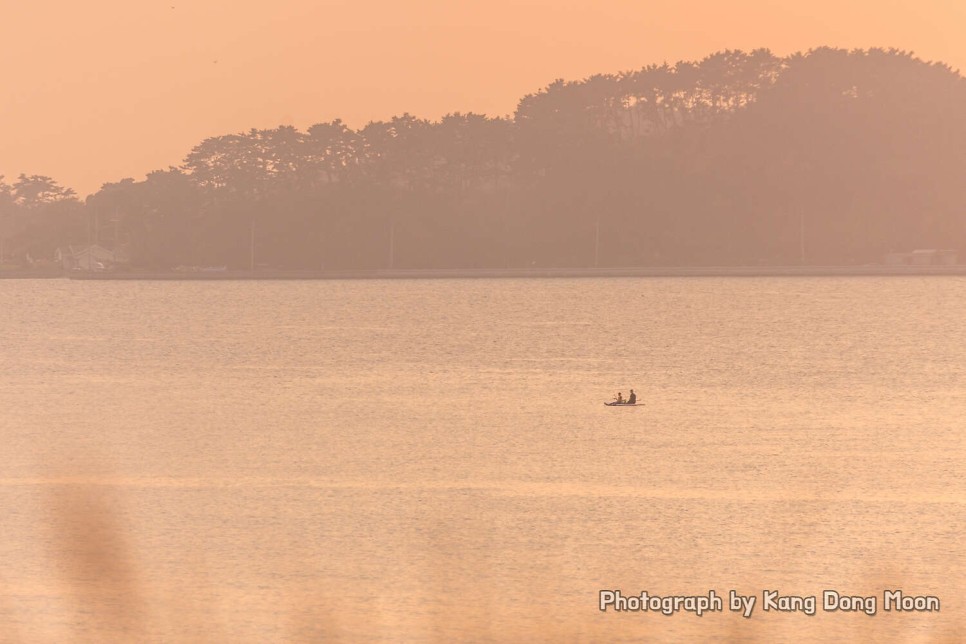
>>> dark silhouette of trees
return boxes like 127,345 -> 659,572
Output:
6,47 -> 966,270
0,177 -> 15,264
0,175 -> 82,263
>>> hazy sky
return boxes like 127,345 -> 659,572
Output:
2,0 -> 964,196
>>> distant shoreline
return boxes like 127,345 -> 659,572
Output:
8,265 -> 959,280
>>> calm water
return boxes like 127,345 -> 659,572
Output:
1,277 -> 964,642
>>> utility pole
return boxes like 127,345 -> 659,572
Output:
250,218 -> 256,272
87,209 -> 93,270
389,219 -> 395,269
799,207 -> 805,265
594,218 -> 600,268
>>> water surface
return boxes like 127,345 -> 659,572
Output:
2,277 -> 963,641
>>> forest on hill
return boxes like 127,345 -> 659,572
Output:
2,47 -> 965,269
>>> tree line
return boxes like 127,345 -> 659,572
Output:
3,47 -> 965,269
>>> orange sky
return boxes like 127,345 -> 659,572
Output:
2,0 -> 964,196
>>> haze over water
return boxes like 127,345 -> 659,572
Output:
2,277 -> 963,641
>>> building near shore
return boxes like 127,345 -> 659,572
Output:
56,244 -> 130,270
883,249 -> 958,266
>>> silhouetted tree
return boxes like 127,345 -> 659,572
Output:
8,48 -> 966,269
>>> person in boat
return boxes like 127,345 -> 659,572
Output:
627,389 -> 636,404
614,392 -> 624,404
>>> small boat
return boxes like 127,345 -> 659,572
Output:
604,402 -> 642,406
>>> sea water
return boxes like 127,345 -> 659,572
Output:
1,277 -> 963,642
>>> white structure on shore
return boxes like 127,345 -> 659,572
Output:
883,249 -> 957,266
56,244 -> 130,270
